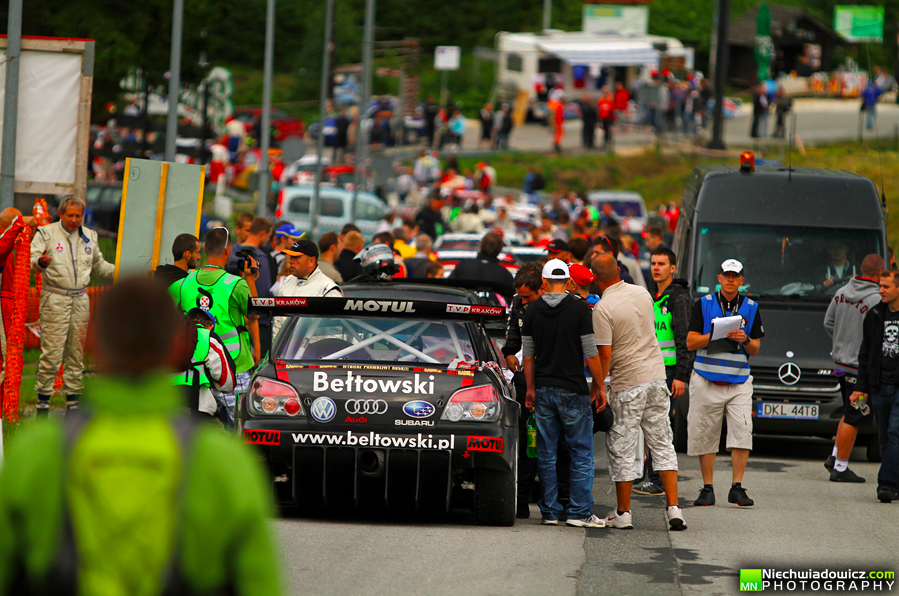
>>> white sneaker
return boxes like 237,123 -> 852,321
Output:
566,514 -> 606,528
666,506 -> 687,531
541,518 -> 558,526
604,510 -> 634,529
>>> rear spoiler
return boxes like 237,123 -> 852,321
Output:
249,297 -> 506,320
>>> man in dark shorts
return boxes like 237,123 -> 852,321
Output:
823,254 -> 884,482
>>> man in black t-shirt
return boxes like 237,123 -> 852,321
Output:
522,259 -> 606,528
852,269 -> 899,503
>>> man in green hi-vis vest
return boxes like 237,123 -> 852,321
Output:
178,227 -> 259,425
633,246 -> 694,496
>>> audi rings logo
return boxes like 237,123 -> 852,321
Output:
310,397 -> 337,423
345,399 -> 388,415
778,362 -> 801,386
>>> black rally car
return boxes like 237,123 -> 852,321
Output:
239,282 -> 519,526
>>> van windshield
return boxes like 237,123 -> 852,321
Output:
693,224 -> 882,298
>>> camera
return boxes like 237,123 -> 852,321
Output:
225,247 -> 260,277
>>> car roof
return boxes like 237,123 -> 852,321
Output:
281,185 -> 380,200
342,282 -> 478,303
586,190 -> 644,202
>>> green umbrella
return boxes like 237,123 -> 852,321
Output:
754,3 -> 774,83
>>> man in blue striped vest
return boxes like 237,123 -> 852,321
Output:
686,259 -> 764,507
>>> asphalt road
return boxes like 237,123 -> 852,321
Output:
274,435 -> 898,596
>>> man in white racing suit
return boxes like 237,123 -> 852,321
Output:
30,196 -> 115,415
273,239 -> 342,337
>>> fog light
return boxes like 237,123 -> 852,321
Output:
469,402 -> 487,419
445,403 -> 464,422
284,397 -> 301,416
261,396 -> 278,413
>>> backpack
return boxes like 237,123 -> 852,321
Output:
36,412 -> 200,596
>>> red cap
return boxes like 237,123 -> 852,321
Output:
568,263 -> 595,287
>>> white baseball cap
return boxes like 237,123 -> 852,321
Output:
542,258 -> 570,280
720,259 -> 744,275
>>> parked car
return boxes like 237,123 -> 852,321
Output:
85,182 -> 124,233
586,190 -> 647,235
275,185 -> 389,238
232,107 -> 305,142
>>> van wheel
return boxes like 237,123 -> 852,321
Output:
475,468 -> 515,526
672,392 -> 689,453
867,434 -> 882,463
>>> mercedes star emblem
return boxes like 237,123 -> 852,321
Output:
778,362 -> 801,386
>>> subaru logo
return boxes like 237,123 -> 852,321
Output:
310,396 -> 336,423
403,400 -> 435,419
777,362 -> 801,386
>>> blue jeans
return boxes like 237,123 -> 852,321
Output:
872,385 -> 899,490
535,387 -> 595,519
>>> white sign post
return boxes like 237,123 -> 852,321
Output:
434,46 -> 461,106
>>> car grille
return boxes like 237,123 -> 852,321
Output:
292,447 -> 452,512
751,366 -> 840,397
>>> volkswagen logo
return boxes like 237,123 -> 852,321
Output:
777,362 -> 801,386
345,399 -> 388,415
310,396 -> 337,423
403,400 -> 435,419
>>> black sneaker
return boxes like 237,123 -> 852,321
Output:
728,485 -> 755,506
633,480 -> 665,496
516,498 -> 531,519
830,468 -> 866,483
824,455 -> 836,472
693,486 -> 716,506
877,486 -> 899,503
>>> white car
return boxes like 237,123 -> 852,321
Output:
586,190 -> 647,235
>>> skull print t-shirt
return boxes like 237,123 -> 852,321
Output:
881,309 -> 899,385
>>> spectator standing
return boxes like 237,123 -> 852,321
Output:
850,269 -> 899,502
335,230 -> 365,282
228,217 -> 275,355
270,224 -> 303,271
592,254 -> 686,530
634,247 -> 694,495
448,231 -> 511,286
522,259 -> 606,528
823,254 -> 884,482
862,80 -> 884,131
234,211 -> 254,245
478,103 -> 494,150
598,88 -> 615,149
613,81 -> 630,115
686,259 -> 763,507
405,234 -> 437,278
274,239 -> 343,336
594,236 -> 636,286
177,227 -> 260,424
333,108 -> 350,163
423,97 -> 439,148
30,196 -> 115,415
154,233 -> 201,300
750,83 -> 769,138
317,232 -> 344,283
0,277 -> 282,596
773,86 -> 793,138
579,93 -> 597,150
495,104 -> 513,150
415,195 -> 446,240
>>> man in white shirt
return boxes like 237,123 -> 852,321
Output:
273,240 -> 343,337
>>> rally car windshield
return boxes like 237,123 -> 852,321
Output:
693,224 -> 883,298
277,317 -> 477,364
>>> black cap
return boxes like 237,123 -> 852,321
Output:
547,238 -> 569,253
282,239 -> 319,258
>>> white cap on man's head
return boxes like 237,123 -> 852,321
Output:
542,258 -> 570,280
720,259 -> 744,275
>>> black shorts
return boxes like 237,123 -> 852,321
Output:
839,374 -> 873,427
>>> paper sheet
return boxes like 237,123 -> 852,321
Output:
710,315 -> 743,340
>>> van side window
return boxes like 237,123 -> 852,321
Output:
288,196 -> 310,215
355,200 -> 385,221
321,198 -> 344,218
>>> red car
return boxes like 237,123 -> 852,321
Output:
233,107 -> 305,142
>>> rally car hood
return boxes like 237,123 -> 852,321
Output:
264,360 -> 502,428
